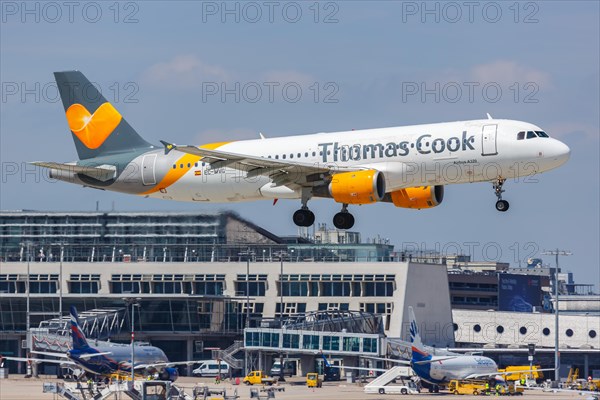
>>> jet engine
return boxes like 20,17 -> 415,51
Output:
158,367 -> 179,382
329,170 -> 385,204
386,185 -> 444,209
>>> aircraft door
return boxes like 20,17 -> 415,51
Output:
481,125 -> 498,156
141,154 -> 157,185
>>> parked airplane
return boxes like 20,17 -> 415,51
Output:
402,307 -> 552,390
33,71 -> 570,229
0,307 -> 194,381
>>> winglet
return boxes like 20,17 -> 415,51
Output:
486,113 -> 493,120
160,140 -> 176,155
259,132 -> 266,139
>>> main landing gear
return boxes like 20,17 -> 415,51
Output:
292,202 -> 355,230
493,178 -> 509,212
292,207 -> 315,227
333,204 -> 355,230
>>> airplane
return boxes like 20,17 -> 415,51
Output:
398,306 -> 553,391
0,306 -> 194,381
32,71 -> 570,229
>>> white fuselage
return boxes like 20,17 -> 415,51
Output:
142,119 -> 570,203
428,355 -> 498,382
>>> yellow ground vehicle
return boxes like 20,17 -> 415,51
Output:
498,365 -> 544,381
496,383 -> 525,396
448,380 -> 488,395
243,371 -> 277,385
306,373 -> 322,388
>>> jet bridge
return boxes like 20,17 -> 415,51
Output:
29,308 -> 126,353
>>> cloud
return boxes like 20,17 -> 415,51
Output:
261,70 -> 316,87
470,60 -> 551,87
195,128 -> 259,144
141,55 -> 231,89
543,122 -> 599,140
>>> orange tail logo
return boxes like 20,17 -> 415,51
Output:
66,103 -> 122,149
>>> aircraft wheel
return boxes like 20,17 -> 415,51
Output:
293,209 -> 315,227
333,212 -> 355,230
495,200 -> 510,212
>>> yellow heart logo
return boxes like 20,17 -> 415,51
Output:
66,102 -> 122,149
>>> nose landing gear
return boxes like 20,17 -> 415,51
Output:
333,204 -> 355,230
493,178 -> 509,212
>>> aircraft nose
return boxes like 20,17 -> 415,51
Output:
545,139 -> 571,166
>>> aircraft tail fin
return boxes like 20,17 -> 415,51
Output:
54,71 -> 153,160
408,306 -> 430,362
70,306 -> 90,350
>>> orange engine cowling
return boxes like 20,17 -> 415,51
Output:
329,170 -> 386,204
389,185 -> 444,209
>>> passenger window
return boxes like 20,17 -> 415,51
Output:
517,132 -> 525,140
282,154 -> 286,159
275,155 -> 279,159
527,131 -> 537,139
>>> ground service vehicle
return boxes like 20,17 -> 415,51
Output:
306,373 -> 322,388
269,361 -> 295,377
448,380 -> 488,395
243,371 -> 277,385
364,381 -> 419,395
192,360 -> 231,377
498,365 -> 544,382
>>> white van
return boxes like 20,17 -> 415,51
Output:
192,360 -> 230,377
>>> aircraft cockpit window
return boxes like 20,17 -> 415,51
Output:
517,131 -> 525,140
535,131 -> 549,138
526,131 -> 537,139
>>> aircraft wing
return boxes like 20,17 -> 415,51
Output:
413,356 -> 458,365
134,360 -> 197,370
464,368 -> 555,380
324,364 -> 389,373
1,355 -> 77,366
161,141 -> 363,188
30,161 -> 117,182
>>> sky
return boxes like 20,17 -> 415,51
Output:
1,1 -> 598,287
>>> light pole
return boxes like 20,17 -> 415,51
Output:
59,246 -> 64,325
124,298 -> 141,382
275,251 -> 288,382
238,249 -> 254,375
542,249 -> 572,382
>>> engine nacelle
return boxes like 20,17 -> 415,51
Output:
388,185 -> 444,209
158,367 -> 179,382
329,170 -> 385,204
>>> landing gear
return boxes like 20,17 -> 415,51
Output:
333,204 -> 355,230
493,178 -> 510,212
293,208 -> 315,227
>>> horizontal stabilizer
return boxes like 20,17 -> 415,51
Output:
31,161 -> 117,182
79,352 -> 113,360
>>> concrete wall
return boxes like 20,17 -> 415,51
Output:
453,309 -> 600,349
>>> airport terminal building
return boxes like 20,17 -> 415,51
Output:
0,210 -> 598,378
